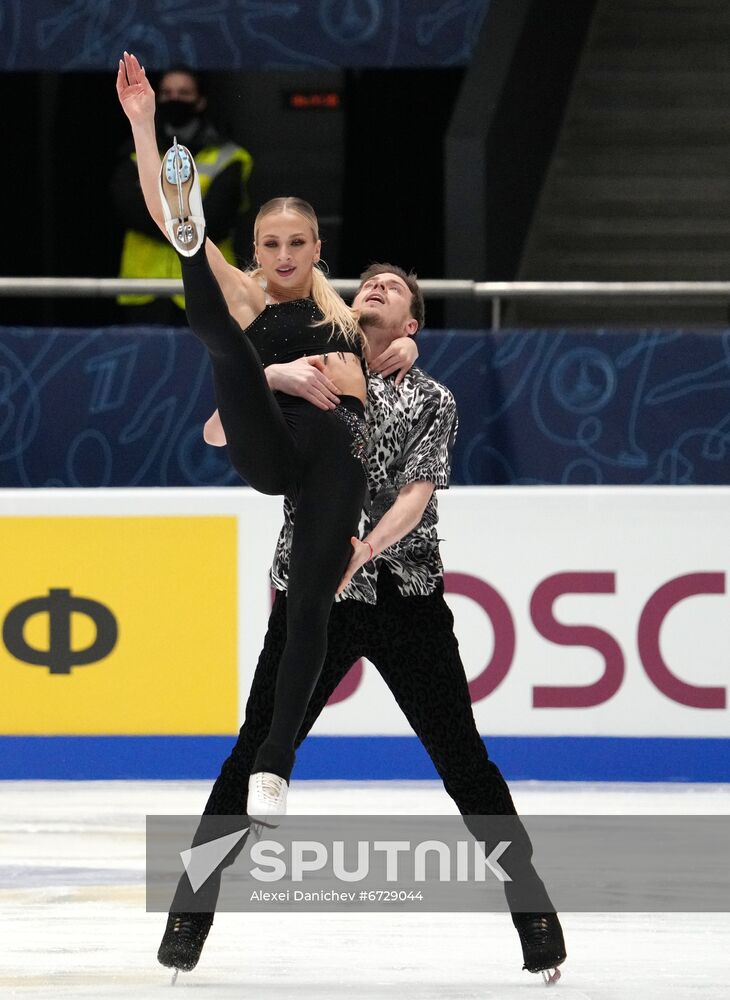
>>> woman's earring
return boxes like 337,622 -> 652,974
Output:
316,258 -> 330,275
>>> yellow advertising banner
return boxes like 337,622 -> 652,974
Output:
0,517 -> 237,734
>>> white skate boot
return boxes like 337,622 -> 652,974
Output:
247,772 -> 288,828
158,139 -> 205,256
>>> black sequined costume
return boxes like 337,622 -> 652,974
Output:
180,243 -> 367,779
243,295 -> 366,371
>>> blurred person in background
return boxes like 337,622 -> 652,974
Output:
111,64 -> 252,324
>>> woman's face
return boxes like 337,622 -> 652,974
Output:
255,212 -> 321,290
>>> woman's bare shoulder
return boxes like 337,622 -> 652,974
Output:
204,240 -> 265,314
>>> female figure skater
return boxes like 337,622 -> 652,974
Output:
116,52 -> 372,819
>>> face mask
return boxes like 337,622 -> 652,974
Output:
158,99 -> 199,128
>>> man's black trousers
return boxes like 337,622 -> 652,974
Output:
204,566 -> 516,815
169,566 -> 554,915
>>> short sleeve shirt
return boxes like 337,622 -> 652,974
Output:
270,367 -> 458,604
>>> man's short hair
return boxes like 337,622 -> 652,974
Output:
358,262 -> 425,332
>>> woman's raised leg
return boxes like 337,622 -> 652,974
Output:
179,241 -> 298,494
158,140 -> 298,494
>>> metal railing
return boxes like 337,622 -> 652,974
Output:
3,277 -> 730,330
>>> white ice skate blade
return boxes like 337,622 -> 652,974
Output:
541,966 -> 561,986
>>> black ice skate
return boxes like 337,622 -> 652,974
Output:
512,912 -> 566,986
157,910 -> 213,982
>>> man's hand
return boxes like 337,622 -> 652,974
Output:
337,537 -> 373,595
202,355 -> 342,445
268,356 -> 342,410
369,336 -> 419,386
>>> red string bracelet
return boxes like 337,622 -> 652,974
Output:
365,541 -> 374,562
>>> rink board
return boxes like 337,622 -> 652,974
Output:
1,734 -> 729,782
1,486 -> 728,780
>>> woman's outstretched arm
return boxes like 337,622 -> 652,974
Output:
115,52 -> 166,237
115,51 -> 260,321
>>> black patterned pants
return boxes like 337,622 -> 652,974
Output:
170,566 -> 553,913
204,565 -> 516,815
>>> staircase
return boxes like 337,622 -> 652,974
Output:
514,0 -> 730,325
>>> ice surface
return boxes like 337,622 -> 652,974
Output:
2,780 -> 729,998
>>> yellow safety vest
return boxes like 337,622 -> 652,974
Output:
118,142 -> 252,309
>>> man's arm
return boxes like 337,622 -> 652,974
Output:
202,338 -> 421,445
338,380 -> 457,593
203,357 -> 344,446
336,481 -> 434,594
365,481 -> 434,554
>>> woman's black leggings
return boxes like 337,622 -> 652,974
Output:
180,244 -> 367,780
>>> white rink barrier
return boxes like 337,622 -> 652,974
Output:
0,486 -> 728,781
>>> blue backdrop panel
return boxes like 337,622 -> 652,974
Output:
1,325 -> 729,488
0,0 -> 489,70
418,327 -> 730,486
0,326 -> 237,488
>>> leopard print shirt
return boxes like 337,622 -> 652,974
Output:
270,367 -> 458,604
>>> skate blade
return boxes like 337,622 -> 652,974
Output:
248,820 -> 279,844
161,141 -> 200,250
170,968 -> 179,986
541,966 -> 561,986
165,141 -> 191,186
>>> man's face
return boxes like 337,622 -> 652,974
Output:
353,272 -> 417,338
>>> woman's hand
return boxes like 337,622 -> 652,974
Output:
336,537 -> 373,595
369,336 -> 419,386
116,51 -> 156,125
204,409 -> 227,446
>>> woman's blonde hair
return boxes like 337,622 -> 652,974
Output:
249,197 -> 363,350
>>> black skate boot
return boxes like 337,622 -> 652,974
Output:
157,911 -> 213,978
512,912 -> 566,985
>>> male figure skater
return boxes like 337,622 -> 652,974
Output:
160,264 -> 566,983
